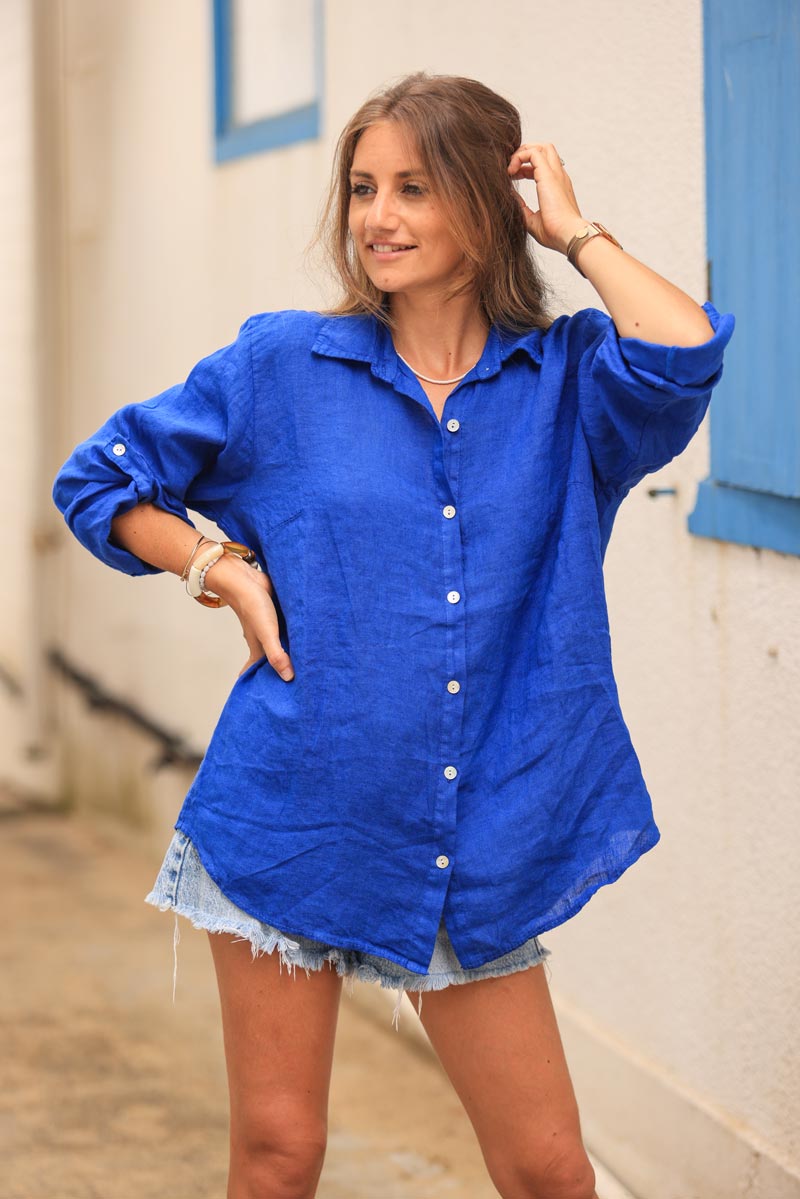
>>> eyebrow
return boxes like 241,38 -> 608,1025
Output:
349,169 -> 426,180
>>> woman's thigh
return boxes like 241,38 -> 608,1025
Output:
415,963 -> 596,1197
207,931 -> 343,1143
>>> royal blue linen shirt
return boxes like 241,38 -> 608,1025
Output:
52,300 -> 735,972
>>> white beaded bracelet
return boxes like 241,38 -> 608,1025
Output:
185,540 -> 261,608
198,557 -> 223,596
186,542 -> 224,599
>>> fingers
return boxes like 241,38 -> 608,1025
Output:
236,588 -> 295,683
507,142 -> 566,179
207,557 -> 295,683
507,141 -> 582,252
242,617 -> 295,683
513,189 -> 538,231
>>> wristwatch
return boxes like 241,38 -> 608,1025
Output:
566,221 -> 623,277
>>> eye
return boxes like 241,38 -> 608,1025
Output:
349,182 -> 373,196
402,183 -> 426,196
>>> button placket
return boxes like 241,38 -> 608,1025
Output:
431,403 -> 468,889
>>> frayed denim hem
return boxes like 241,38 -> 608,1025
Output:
144,828 -> 552,1032
143,890 -> 335,1000
145,891 -> 552,1032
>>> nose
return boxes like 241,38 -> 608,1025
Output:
364,188 -> 400,236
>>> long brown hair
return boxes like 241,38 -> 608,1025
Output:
309,72 -> 555,334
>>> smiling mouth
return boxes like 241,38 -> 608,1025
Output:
369,243 -> 416,254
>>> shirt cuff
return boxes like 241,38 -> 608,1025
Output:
612,300 -> 736,395
52,431 -> 197,577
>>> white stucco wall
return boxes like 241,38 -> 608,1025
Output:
0,0 -> 33,677
33,1 -> 800,1195
0,0 -> 60,802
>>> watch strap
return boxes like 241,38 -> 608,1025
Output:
566,221 -> 623,277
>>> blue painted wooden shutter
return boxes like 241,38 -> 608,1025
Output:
704,0 -> 799,499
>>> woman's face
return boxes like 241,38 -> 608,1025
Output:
347,121 -> 468,300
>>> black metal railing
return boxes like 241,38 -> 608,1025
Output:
47,647 -> 204,770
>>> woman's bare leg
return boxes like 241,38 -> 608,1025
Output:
415,962 -> 598,1199
207,932 -> 343,1199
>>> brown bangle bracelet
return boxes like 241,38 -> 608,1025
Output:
194,541 -> 260,608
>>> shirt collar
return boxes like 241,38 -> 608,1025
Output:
312,313 -> 380,366
496,324 -> 545,366
312,313 -> 545,381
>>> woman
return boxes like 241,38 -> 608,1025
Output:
53,73 -> 734,1199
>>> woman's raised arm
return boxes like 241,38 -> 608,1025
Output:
509,141 -> 714,345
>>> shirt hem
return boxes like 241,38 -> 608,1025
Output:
174,814 -> 437,974
454,821 -> 661,970
175,813 -> 660,975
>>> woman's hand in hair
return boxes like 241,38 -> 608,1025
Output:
507,142 -> 587,256
510,141 -> 715,344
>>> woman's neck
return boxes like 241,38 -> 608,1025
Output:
388,291 -> 490,379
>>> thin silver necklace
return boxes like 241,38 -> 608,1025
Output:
395,350 -> 476,386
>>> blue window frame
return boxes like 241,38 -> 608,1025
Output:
212,0 -> 323,163
688,0 -> 800,556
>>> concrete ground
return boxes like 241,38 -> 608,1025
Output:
1,807 -> 631,1199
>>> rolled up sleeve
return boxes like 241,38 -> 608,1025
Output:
52,317 -> 256,576
575,300 -> 736,494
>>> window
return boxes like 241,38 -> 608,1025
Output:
688,0 -> 800,556
212,0 -> 323,162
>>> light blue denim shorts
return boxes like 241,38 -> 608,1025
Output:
145,827 -> 552,1031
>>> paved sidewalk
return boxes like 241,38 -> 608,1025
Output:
0,810 -> 506,1198
2,809 -> 634,1199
